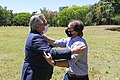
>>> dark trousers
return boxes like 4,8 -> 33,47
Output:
64,73 -> 89,80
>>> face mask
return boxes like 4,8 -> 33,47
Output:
65,29 -> 73,37
43,25 -> 48,34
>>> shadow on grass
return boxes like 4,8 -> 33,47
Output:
105,27 -> 120,32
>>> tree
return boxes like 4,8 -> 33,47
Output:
0,6 -> 13,26
86,0 -> 118,25
40,7 -> 58,27
13,12 -> 31,26
0,6 -> 4,26
58,6 -> 89,27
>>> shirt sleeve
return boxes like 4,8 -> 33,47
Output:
55,38 -> 68,47
32,35 -> 71,60
68,41 -> 86,66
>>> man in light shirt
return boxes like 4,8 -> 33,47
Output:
44,20 -> 89,80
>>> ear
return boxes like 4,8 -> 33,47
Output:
37,25 -> 40,28
35,25 -> 39,30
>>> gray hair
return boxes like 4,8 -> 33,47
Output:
29,14 -> 44,31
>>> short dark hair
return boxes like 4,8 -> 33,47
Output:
70,20 -> 84,37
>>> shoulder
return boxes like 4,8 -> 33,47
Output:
28,32 -> 43,39
73,36 -> 86,43
80,37 -> 87,44
27,32 -> 44,43
72,37 -> 87,46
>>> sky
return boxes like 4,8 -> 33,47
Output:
0,0 -> 99,13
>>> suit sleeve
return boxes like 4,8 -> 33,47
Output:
32,35 -> 71,60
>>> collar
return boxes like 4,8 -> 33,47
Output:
30,30 -> 44,36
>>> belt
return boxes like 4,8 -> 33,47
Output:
68,73 -> 88,78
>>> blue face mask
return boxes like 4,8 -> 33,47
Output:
65,29 -> 73,37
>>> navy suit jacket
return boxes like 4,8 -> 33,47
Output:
21,30 -> 71,80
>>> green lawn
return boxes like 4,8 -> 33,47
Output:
0,26 -> 120,80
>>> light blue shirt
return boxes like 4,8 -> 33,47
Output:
55,36 -> 88,75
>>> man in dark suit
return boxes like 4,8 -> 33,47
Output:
21,14 -> 86,80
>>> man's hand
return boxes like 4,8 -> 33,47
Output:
43,51 -> 55,66
71,44 -> 86,54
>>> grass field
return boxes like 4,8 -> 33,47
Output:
0,25 -> 120,80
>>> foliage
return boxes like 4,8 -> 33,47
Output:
111,14 -> 120,25
0,6 -> 13,26
58,8 -> 78,26
0,6 -> 32,27
58,6 -> 89,27
40,7 -> 58,27
85,0 -> 120,26
13,13 -> 31,26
